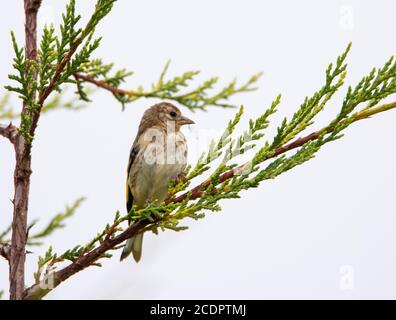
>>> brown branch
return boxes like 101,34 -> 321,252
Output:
0,123 -> 18,143
8,0 -> 41,301
168,133 -> 320,203
22,100 -> 396,300
29,43 -> 79,137
0,243 -> 11,261
74,72 -> 139,97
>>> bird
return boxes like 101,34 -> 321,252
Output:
120,102 -> 194,262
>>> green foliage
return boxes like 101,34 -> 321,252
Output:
271,44 -> 350,149
4,0 -> 115,141
33,44 -> 396,280
0,94 -> 14,119
28,197 -> 86,246
41,87 -> 90,114
75,59 -> 132,102
34,246 -> 56,283
75,59 -> 262,111
33,208 -> 116,281
0,224 -> 11,243
59,245 -> 83,263
5,0 -> 259,143
184,105 -> 245,182
333,55 -> 396,125
135,46 -> 396,234
5,32 -> 38,140
0,88 -> 90,120
38,25 -> 57,92
0,198 -> 85,246
34,213 -> 122,275
56,0 -> 81,63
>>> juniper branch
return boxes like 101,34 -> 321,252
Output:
172,100 -> 396,203
30,0 -> 115,137
0,89 -> 90,121
0,198 -> 85,247
23,96 -> 396,300
5,0 -> 115,141
27,197 -> 86,246
73,62 -> 261,111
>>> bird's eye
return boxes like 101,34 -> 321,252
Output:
170,111 -> 177,117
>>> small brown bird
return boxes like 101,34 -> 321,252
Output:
120,102 -> 194,262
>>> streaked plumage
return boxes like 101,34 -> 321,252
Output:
120,102 -> 194,262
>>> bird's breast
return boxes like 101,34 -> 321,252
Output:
130,130 -> 188,208
134,162 -> 185,207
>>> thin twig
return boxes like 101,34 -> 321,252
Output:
0,123 -> 18,143
74,72 -> 141,97
0,243 -> 11,261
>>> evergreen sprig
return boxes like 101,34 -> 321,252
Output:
34,246 -> 56,283
0,94 -> 15,119
74,59 -> 262,111
28,197 -> 86,246
0,88 -> 90,120
4,31 -> 39,140
4,0 -> 116,141
271,44 -> 350,149
0,225 -> 12,243
0,198 -> 85,246
333,55 -> 396,125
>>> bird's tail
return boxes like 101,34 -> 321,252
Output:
120,233 -> 144,262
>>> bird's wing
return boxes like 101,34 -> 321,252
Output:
126,144 -> 140,214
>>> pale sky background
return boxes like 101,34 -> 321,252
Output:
1,0 -> 396,299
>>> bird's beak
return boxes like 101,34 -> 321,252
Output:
179,115 -> 195,125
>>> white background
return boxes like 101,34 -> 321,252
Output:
1,0 -> 396,299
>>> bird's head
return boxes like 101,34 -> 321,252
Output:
142,102 -> 194,131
